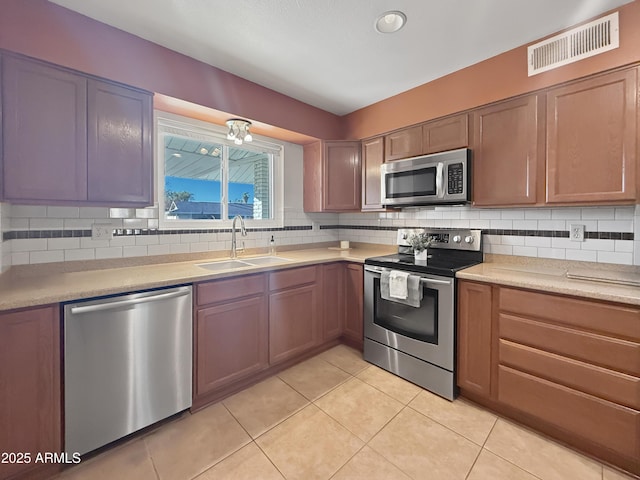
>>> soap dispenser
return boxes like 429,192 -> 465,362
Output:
269,235 -> 276,255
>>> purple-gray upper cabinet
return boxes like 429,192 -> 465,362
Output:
1,53 -> 88,202
0,52 -> 153,206
87,80 -> 153,205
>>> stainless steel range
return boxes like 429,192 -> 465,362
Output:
364,228 -> 482,400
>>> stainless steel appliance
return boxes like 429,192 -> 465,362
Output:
64,285 -> 193,455
380,148 -> 470,207
364,228 -> 482,400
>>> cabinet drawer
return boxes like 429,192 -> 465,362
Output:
196,273 -> 266,306
499,314 -> 640,376
499,339 -> 640,409
498,366 -> 640,461
499,287 -> 640,340
269,266 -> 318,291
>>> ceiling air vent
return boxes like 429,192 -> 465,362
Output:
528,11 -> 619,76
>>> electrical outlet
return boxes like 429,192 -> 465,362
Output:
570,224 -> 585,242
92,224 -> 114,241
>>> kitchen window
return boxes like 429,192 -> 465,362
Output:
156,112 -> 283,229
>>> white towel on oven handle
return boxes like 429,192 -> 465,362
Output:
389,270 -> 410,299
380,271 -> 423,308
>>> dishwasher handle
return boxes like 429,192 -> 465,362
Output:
69,289 -> 190,315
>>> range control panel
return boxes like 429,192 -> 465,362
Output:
397,228 -> 482,252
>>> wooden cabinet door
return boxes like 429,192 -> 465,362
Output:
87,79 -> 153,206
343,263 -> 364,348
2,54 -> 88,202
546,68 -> 637,204
472,94 -> 544,206
195,296 -> 268,396
323,141 -> 361,211
361,136 -> 386,211
0,306 -> 61,480
269,284 -> 320,365
422,114 -> 469,154
385,125 -> 423,161
322,263 -> 344,341
457,281 -> 494,398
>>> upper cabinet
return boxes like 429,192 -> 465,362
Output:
384,125 -> 422,161
361,136 -> 386,211
0,52 -> 153,207
422,113 -> 469,155
472,94 -> 545,206
304,140 -> 361,212
546,68 -> 637,204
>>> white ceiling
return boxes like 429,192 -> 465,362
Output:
50,0 -> 634,115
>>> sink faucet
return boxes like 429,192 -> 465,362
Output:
231,215 -> 247,259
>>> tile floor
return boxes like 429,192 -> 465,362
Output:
56,345 -> 636,480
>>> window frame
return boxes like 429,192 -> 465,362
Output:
155,111 -> 284,230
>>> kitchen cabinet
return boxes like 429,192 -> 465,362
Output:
268,266 -> 322,364
322,263 -> 344,341
546,68 -> 637,204
361,136 -> 387,211
303,140 -> 361,212
0,305 -> 61,480
457,281 -> 494,398
384,125 -> 422,161
422,113 -> 469,154
471,94 -> 544,206
343,263 -> 364,349
0,52 -> 153,207
194,274 -> 268,402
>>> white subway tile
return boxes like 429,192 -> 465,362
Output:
537,248 -> 566,259
441,210 -> 461,220
47,238 -> 80,250
123,246 -> 148,257
614,240 -> 634,253
597,220 -> 633,233
158,234 -> 177,245
110,236 -> 136,247
11,205 -> 48,218
565,249 -> 597,262
490,220 -> 512,230
635,242 -> 640,266
501,236 -> 525,246
614,207 -> 634,220
524,209 -> 551,220
79,207 -> 109,219
550,208 -> 580,220
64,219 -> 94,229
489,244 -> 513,255
501,210 -> 525,220
135,207 -> 158,219
95,247 -> 123,259
479,210 -> 502,220
190,242 -> 209,253
64,249 -> 96,261
512,246 -> 538,257
11,252 -> 30,265
512,220 -> 538,230
551,237 -> 577,249
109,208 -> 135,218
170,244 -> 190,254
10,218 -> 30,229
148,219 -> 159,229
459,210 -> 480,219
80,238 -> 110,248
199,233 -> 218,242
597,251 -> 633,265
208,241 -> 226,251
581,239 -> 615,251
449,220 -> 470,228
47,206 -> 79,218
29,218 -> 64,229
180,233 -> 201,244
538,220 -> 566,231
135,235 -> 159,246
581,207 -> 615,220
30,250 -> 64,264
524,236 -> 551,248
12,238 -> 48,252
147,244 -> 172,256
483,235 -> 502,245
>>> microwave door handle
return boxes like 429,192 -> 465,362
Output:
436,162 -> 445,198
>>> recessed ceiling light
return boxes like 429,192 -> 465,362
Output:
375,11 -> 406,34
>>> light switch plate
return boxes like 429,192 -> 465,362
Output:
570,224 -> 585,242
92,224 -> 114,241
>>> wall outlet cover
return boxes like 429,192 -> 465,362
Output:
570,224 -> 585,242
92,224 -> 114,240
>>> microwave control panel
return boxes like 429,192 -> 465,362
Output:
447,163 -> 464,194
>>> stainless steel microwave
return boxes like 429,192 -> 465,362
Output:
381,148 -> 470,207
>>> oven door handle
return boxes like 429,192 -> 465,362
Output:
365,266 -> 452,286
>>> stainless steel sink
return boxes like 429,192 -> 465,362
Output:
243,256 -> 292,266
196,260 -> 252,271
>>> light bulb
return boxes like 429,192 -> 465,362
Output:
244,133 -> 252,142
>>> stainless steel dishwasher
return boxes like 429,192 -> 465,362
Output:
64,285 -> 192,455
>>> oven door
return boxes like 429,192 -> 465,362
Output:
364,265 -> 454,371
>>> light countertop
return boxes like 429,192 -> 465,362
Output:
457,255 -> 640,306
0,244 -> 395,312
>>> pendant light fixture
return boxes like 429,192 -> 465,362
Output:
226,118 -> 253,145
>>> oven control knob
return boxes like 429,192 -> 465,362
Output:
453,235 -> 462,243
464,235 -> 475,244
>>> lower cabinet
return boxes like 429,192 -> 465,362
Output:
322,263 -> 344,341
194,274 -> 269,403
457,281 -> 640,475
343,263 -> 364,348
268,266 -> 321,365
0,305 -> 61,480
